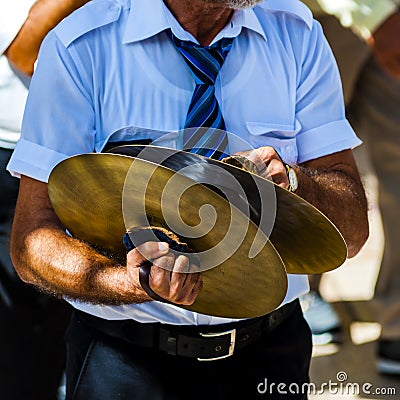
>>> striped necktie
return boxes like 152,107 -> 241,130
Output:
171,34 -> 234,160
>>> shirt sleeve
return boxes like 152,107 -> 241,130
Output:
304,0 -> 399,40
0,1 -> 36,54
7,30 -> 96,182
295,19 -> 361,163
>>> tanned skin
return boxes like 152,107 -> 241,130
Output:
163,0 -> 234,45
11,179 -> 201,305
367,10 -> 400,79
4,0 -> 91,76
236,147 -> 369,258
10,0 -> 369,306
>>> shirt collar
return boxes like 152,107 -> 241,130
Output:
122,0 -> 267,45
123,0 -> 169,44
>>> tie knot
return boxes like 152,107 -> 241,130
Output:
171,33 -> 234,85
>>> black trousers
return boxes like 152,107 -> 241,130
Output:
65,301 -> 312,400
0,147 -> 71,400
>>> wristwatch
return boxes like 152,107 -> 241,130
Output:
285,165 -> 298,193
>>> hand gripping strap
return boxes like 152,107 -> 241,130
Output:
123,228 -> 198,303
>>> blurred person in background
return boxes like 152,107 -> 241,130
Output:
302,0 -> 400,375
0,1 -> 89,398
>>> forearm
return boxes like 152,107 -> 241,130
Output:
5,0 -> 90,75
13,226 -> 147,305
295,158 -> 369,257
12,176 -> 201,307
10,177 -> 149,305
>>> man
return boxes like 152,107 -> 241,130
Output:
8,0 -> 369,398
0,1 -> 88,398
302,0 -> 400,374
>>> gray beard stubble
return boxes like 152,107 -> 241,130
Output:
208,0 -> 264,9
226,0 -> 264,8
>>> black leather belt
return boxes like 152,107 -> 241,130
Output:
76,299 -> 300,362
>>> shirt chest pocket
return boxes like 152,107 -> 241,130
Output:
246,122 -> 299,164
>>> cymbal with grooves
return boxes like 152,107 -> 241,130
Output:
48,153 -> 288,318
108,145 -> 348,275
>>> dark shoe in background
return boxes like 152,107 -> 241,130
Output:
377,340 -> 400,375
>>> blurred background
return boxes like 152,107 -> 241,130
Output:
310,146 -> 399,399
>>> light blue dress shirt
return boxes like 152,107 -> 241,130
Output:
8,0 -> 361,324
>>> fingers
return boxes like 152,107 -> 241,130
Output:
148,253 -> 176,297
151,255 -> 202,305
235,146 -> 290,188
126,241 -> 170,268
126,243 -> 203,305
234,149 -> 267,175
169,255 -> 201,303
264,158 -> 289,188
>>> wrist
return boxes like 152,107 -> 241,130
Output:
94,264 -> 151,305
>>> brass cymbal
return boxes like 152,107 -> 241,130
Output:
107,145 -> 348,275
48,153 -> 288,318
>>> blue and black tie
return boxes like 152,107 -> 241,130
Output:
171,34 -> 234,160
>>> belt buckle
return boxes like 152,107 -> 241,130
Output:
197,328 -> 236,362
